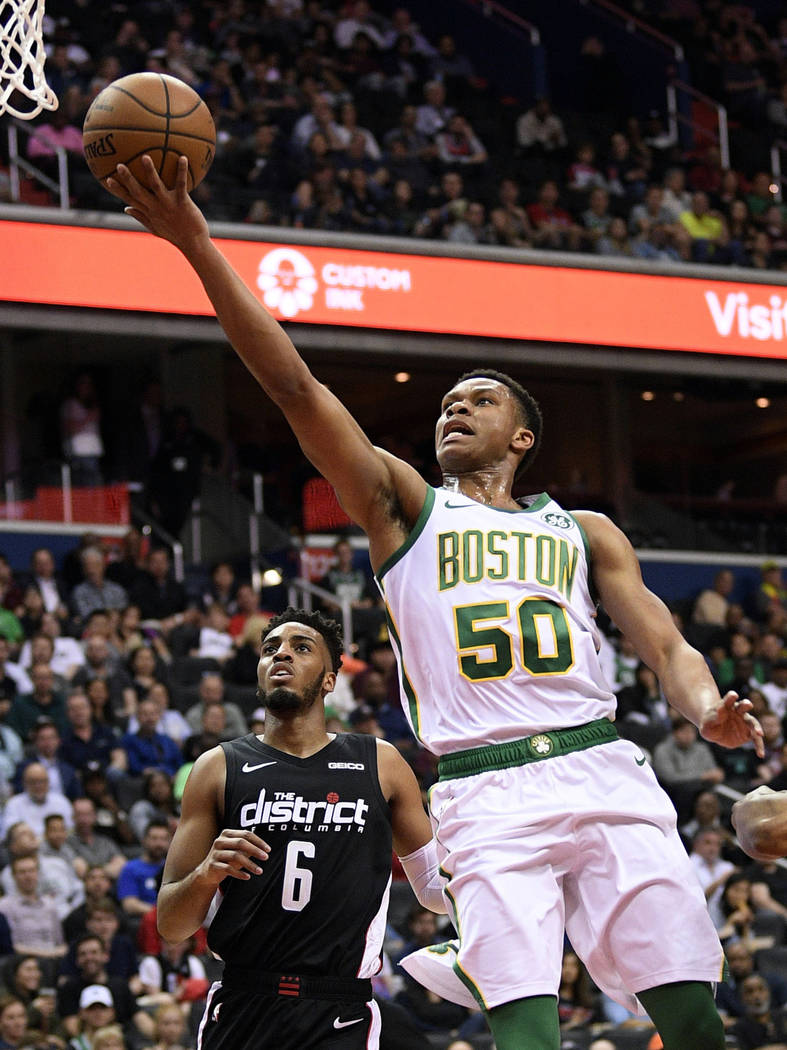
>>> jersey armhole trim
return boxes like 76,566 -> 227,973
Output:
375,485 -> 435,583
569,512 -> 599,606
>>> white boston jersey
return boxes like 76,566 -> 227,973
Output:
376,487 -> 616,755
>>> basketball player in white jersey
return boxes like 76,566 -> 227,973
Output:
110,156 -> 763,1050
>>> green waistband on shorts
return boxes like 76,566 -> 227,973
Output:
437,717 -> 619,781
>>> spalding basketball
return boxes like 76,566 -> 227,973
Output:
82,73 -> 215,192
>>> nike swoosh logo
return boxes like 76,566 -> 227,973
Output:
635,756 -> 647,766
333,1018 -> 364,1029
445,501 -> 474,509
242,761 -> 277,772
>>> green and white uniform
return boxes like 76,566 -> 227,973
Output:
377,486 -> 724,1013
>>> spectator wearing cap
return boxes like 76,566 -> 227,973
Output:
7,663 -> 67,741
57,936 -> 153,1042
1,763 -> 72,839
13,717 -> 81,800
118,699 -> 182,778
0,853 -> 66,963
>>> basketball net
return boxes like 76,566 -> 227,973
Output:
0,0 -> 58,119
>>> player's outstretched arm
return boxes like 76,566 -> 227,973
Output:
107,157 -> 426,553
732,786 -> 787,860
377,739 -> 447,914
157,747 -> 270,942
575,510 -> 763,756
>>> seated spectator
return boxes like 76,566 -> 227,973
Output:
581,186 -> 613,250
126,682 -> 189,747
116,820 -> 171,919
1,764 -> 73,839
63,865 -> 116,943
757,562 -> 787,623
558,949 -> 597,1031
80,766 -> 135,849
661,166 -> 692,222
679,787 -> 733,850
615,662 -> 671,750
0,956 -> 62,1040
13,717 -> 81,800
137,933 -> 208,1003
341,166 -> 390,234
652,716 -> 724,820
317,539 -> 385,658
17,587 -> 44,641
693,570 -> 736,628
72,636 -> 135,720
414,79 -> 454,140
515,96 -> 567,157
435,114 -> 487,173
732,974 -> 787,1050
66,799 -> 126,886
334,100 -> 381,159
7,664 -> 67,741
190,604 -> 234,665
0,555 -> 23,618
69,549 -> 128,628
0,992 -> 59,1050
629,184 -> 676,236
526,180 -> 582,251
128,771 -> 179,843
604,131 -> 649,203
227,583 -> 263,640
689,828 -> 736,927
128,548 -> 190,632
596,215 -> 633,257
19,623 -> 83,685
58,941 -> 152,1044
0,855 -> 66,964
40,810 -> 87,883
717,941 -> 787,1025
489,177 -> 533,248
1,821 -> 83,920
21,548 -> 69,622
0,637 -> 30,706
92,1022 -> 128,1050
184,673 -> 247,738
393,906 -> 468,1034
679,191 -> 727,263
717,873 -> 772,953
59,689 -> 125,777
143,1001 -> 189,1050
118,699 -> 183,779
61,898 -> 139,985
444,200 -> 496,245
126,645 -> 169,703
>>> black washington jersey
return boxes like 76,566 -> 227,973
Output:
208,733 -> 393,978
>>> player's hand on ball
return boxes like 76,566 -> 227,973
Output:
700,691 -> 764,757
198,828 -> 270,885
106,156 -> 209,249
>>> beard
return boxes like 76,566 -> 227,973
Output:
262,669 -> 325,716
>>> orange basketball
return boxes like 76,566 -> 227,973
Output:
82,73 -> 216,192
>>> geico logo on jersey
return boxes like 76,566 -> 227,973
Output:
239,786 -> 369,832
328,762 -> 365,770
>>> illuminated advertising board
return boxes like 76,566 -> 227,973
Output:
3,219 -> 787,358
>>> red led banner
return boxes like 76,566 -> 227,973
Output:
3,220 -> 787,358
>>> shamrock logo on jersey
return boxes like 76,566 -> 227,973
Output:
529,735 -> 554,756
542,512 -> 572,529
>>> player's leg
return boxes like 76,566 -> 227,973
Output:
485,995 -> 560,1050
638,981 -> 724,1050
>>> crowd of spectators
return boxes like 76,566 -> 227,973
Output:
2,533 -> 787,1047
4,1 -> 786,271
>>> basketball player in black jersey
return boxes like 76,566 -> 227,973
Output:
157,608 -> 446,1050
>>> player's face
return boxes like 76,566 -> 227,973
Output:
435,378 -> 530,476
258,622 -> 335,716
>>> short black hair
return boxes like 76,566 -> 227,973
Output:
456,369 -> 543,477
261,607 -> 344,673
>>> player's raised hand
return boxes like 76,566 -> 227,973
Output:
699,691 -> 764,757
198,828 -> 271,885
106,155 -> 209,250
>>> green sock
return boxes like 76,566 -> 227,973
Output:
638,981 -> 724,1050
485,994 -> 560,1050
